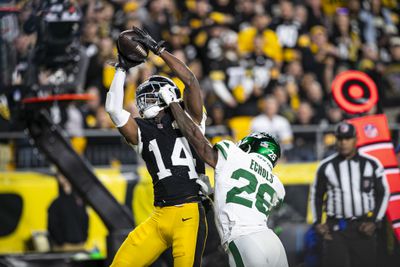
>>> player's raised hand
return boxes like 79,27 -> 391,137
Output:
159,84 -> 180,106
116,54 -> 144,72
131,26 -> 166,55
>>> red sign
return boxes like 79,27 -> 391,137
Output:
348,115 -> 400,240
332,71 -> 378,114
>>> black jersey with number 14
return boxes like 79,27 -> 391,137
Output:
135,111 -> 205,206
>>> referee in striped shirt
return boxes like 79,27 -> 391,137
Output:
310,121 -> 390,267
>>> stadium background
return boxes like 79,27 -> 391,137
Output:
1,0 -> 400,266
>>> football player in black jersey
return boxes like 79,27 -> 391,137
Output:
106,27 -> 207,267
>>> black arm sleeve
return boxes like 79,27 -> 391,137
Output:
372,163 -> 389,221
310,165 -> 327,224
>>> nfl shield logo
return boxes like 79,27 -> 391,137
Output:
340,124 -> 350,133
363,124 -> 378,138
260,141 -> 269,148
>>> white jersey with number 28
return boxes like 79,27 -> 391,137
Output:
213,140 -> 285,245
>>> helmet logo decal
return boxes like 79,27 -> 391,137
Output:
267,152 -> 277,161
260,141 -> 269,148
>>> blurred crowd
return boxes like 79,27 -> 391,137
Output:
8,0 -> 400,162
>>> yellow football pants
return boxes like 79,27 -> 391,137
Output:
110,202 -> 207,267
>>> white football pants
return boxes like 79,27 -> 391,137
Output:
227,229 -> 288,267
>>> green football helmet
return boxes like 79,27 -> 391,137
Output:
237,132 -> 281,167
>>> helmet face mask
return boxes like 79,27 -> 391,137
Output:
136,75 -> 180,119
237,132 -> 281,167
136,91 -> 163,119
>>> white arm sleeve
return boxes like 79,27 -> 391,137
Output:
105,68 -> 131,127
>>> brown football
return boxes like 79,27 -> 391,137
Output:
117,30 -> 149,62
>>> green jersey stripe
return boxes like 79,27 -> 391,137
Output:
229,241 -> 244,267
223,141 -> 230,148
215,143 -> 228,159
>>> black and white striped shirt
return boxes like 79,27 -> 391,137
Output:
310,151 -> 390,223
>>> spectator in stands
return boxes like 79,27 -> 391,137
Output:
305,81 -> 326,123
182,0 -> 213,34
205,103 -> 233,145
285,60 -> 304,85
307,25 -> 338,91
250,95 -> 293,152
238,12 -> 282,64
269,0 -> 309,63
295,101 -> 317,125
348,0 -> 375,45
168,26 -> 188,51
284,80 -> 301,118
272,84 -> 295,123
383,37 -> 400,107
81,86 -> 102,129
95,1 -> 115,38
300,72 -> 317,94
48,171 -> 88,251
324,103 -> 344,125
142,0 -> 175,42
85,36 -> 116,101
81,20 -> 99,52
305,0 -> 325,30
361,0 -> 398,49
14,34 -> 34,77
247,34 -> 278,97
192,23 -> 226,75
233,0 -> 256,31
82,21 -> 100,88
290,101 -> 318,161
294,4 -> 308,30
331,8 -> 362,68
209,29 -> 257,116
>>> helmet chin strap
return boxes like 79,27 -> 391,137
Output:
142,105 -> 164,119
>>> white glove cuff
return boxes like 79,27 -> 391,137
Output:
112,109 -> 131,128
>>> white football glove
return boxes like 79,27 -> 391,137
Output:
159,84 -> 180,106
196,174 -> 214,195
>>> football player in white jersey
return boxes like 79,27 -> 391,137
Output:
159,86 -> 288,267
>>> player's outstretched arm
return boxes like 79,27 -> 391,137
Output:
160,84 -> 216,166
106,67 -> 139,145
131,26 -> 203,124
170,102 -> 217,167
159,51 -> 203,124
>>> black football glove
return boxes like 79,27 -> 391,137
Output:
107,55 -> 143,72
131,26 -> 166,55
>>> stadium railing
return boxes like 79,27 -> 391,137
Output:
0,124 -> 398,169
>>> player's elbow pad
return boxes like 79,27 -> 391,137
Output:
105,92 -> 131,127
